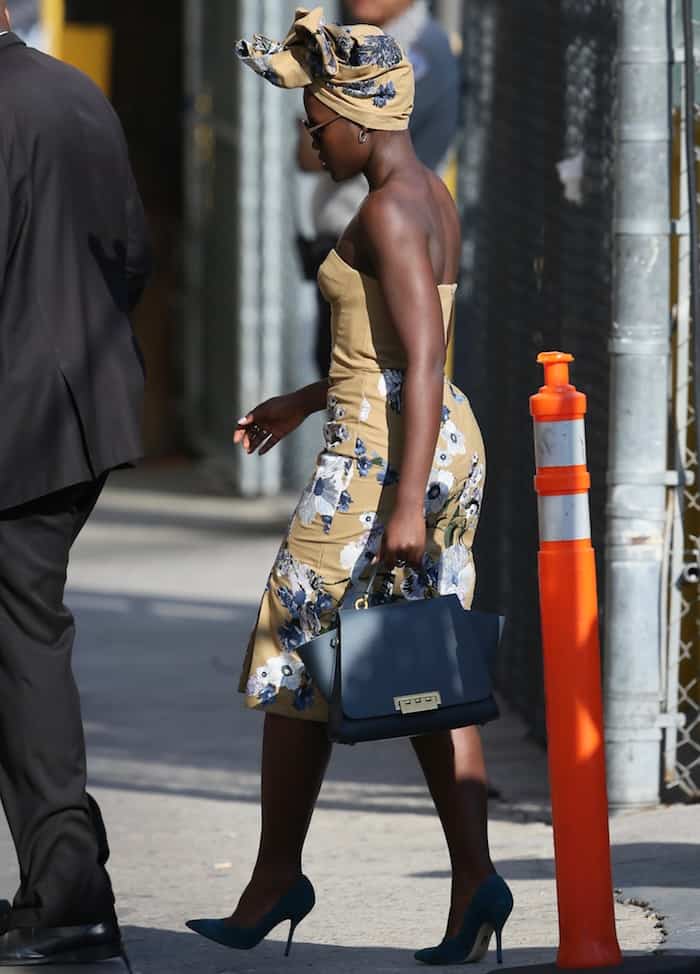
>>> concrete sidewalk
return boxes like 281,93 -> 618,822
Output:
0,474 -> 697,973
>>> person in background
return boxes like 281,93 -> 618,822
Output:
297,0 -> 460,377
0,4 -> 150,966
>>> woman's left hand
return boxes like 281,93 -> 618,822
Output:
377,505 -> 426,569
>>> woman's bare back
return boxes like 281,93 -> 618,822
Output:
336,161 -> 461,287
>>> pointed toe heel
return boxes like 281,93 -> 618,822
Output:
414,874 -> 513,966
186,875 -> 315,956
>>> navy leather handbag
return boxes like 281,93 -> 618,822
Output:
298,570 -> 503,745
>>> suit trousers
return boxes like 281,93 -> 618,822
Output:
0,477 -> 115,929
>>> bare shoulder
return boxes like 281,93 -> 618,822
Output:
355,166 -> 459,281
428,168 -> 460,230
358,183 -> 424,253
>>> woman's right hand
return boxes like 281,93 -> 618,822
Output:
233,392 -> 308,456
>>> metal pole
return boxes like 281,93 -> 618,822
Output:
258,0 -> 288,497
182,0 -> 208,456
603,0 -> 672,808
236,0 -> 263,495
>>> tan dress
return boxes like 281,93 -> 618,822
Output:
239,248 -> 486,721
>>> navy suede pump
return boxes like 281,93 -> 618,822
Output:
414,874 -> 513,966
186,875 -> 315,957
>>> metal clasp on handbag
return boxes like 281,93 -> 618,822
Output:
394,692 -> 442,714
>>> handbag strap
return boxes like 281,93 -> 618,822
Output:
354,563 -> 393,611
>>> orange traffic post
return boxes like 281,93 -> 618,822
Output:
530,352 -> 622,969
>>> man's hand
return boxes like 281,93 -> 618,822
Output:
234,392 -> 308,456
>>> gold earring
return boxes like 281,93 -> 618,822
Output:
359,128 -> 368,144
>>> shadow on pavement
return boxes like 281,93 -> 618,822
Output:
88,504 -> 291,539
0,942 -> 695,974
71,590 -> 534,821
409,845 -> 700,888
60,929 -> 692,974
120,925 -> 559,972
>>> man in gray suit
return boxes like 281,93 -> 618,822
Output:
0,3 -> 149,964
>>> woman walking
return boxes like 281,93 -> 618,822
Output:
187,7 -> 513,965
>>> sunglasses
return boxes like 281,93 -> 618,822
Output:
303,115 -> 342,137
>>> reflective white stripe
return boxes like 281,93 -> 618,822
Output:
534,419 -> 587,468
538,493 -> 591,542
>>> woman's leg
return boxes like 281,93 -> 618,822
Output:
411,726 -> 495,937
227,713 -> 332,926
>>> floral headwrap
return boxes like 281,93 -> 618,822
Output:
235,6 -> 415,131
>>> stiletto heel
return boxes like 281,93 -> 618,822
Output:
284,919 -> 297,957
120,946 -> 135,974
414,874 -> 513,966
186,875 -> 315,955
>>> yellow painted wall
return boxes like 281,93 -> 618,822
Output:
40,0 -> 112,96
62,24 -> 112,95
40,0 -> 64,56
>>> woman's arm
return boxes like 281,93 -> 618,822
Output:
359,193 -> 447,567
295,378 -> 330,415
234,379 -> 329,455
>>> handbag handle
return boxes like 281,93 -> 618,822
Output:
354,563 -> 393,611
353,560 -> 436,611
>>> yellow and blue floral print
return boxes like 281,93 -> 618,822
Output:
236,7 -> 415,132
238,252 -> 485,722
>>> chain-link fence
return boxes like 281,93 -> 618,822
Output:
664,1 -> 700,799
454,1 -> 618,742
456,0 -> 700,798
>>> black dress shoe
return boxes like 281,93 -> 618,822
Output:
0,919 -> 124,967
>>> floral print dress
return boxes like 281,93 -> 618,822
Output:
239,248 -> 486,721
